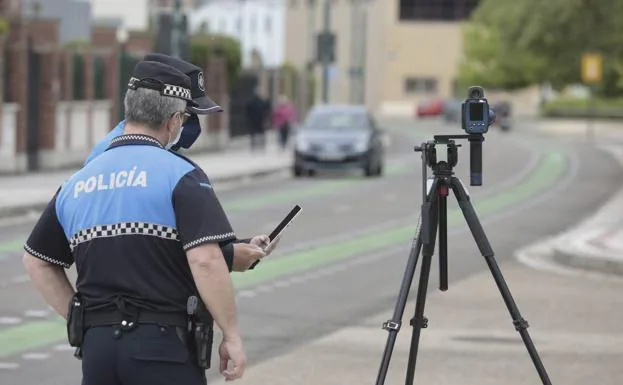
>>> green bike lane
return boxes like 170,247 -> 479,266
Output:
0,143 -> 566,359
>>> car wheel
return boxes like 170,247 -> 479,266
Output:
364,158 -> 377,178
293,165 -> 304,177
375,161 -> 384,176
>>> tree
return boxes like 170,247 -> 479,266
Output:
457,0 -> 546,90
458,0 -> 623,95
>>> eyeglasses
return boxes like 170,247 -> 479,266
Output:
172,111 -> 191,124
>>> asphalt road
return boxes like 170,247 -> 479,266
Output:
0,119 -> 621,384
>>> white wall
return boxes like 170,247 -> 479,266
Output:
46,101 -> 113,169
0,104 -> 21,173
190,0 -> 286,68
89,0 -> 149,30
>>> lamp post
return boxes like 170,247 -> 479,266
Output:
116,26 -> 129,121
171,0 -> 182,58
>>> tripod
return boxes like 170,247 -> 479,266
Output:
375,135 -> 552,385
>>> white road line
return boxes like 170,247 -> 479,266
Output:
254,285 -> 274,293
53,344 -> 75,352
22,353 -> 50,360
0,362 -> 20,370
11,275 -> 30,284
0,316 -> 23,325
286,276 -> 308,284
333,205 -> 351,213
24,309 -> 50,318
237,290 -> 257,298
272,280 -> 291,288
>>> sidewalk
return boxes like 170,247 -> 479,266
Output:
0,144 -> 292,219
548,144 -> 623,276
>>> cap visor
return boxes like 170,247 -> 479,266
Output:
188,95 -> 223,115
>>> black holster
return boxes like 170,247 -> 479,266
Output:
67,293 -> 85,347
187,296 -> 214,369
66,293 -> 85,360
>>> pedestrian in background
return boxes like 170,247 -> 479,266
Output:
272,94 -> 297,150
245,88 -> 271,151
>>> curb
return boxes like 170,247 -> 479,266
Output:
0,165 -> 292,221
547,145 -> 623,276
551,232 -> 623,277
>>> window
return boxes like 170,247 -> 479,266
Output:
236,16 -> 242,33
404,77 -> 438,94
199,20 -> 210,33
399,0 -> 481,21
265,16 -> 271,33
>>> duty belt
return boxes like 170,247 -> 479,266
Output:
84,309 -> 188,329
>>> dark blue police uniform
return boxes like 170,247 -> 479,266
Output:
24,61 -> 234,385
83,53 -> 252,271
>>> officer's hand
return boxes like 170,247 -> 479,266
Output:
250,234 -> 281,255
249,234 -> 269,250
232,243 -> 266,272
219,335 -> 246,381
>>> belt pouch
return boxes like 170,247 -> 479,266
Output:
67,293 -> 85,347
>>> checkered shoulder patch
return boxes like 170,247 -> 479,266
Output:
69,222 -> 179,251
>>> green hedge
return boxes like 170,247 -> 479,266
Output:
541,97 -> 623,119
190,34 -> 242,87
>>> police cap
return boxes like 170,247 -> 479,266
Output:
143,53 -> 223,115
127,61 -> 197,106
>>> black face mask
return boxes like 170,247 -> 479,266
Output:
171,113 -> 201,151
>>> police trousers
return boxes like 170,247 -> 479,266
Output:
81,324 -> 207,385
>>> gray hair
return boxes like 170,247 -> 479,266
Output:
124,88 -> 187,129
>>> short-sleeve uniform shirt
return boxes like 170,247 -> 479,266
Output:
24,134 -> 237,312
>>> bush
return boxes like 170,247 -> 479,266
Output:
190,34 -> 242,87
0,17 -> 9,37
541,97 -> 623,119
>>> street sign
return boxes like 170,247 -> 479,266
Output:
581,53 -> 603,84
316,32 -> 336,64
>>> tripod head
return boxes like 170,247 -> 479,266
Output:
413,85 -> 492,186
414,133 -> 484,186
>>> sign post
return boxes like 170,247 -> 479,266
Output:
581,53 -> 603,140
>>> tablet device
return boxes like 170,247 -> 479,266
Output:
249,205 -> 302,269
265,204 -> 302,250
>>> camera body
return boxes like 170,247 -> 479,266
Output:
461,86 -> 494,134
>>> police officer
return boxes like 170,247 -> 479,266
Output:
86,53 -> 275,272
22,61 -> 246,385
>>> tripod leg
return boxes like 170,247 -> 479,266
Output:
375,228 -> 424,385
449,177 -> 553,385
404,191 -> 439,385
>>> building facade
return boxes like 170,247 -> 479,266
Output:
189,0 -> 286,68
284,0 -> 481,115
20,0 -> 91,44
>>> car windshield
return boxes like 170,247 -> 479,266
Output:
304,111 -> 367,131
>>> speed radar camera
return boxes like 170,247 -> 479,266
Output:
461,86 -> 495,135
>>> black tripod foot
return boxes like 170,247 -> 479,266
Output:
409,316 -> 428,329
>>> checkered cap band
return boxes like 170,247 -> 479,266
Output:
128,77 -> 192,101
69,222 -> 179,251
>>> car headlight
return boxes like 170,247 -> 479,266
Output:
353,140 -> 368,152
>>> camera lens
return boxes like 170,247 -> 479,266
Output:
469,88 -> 482,99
